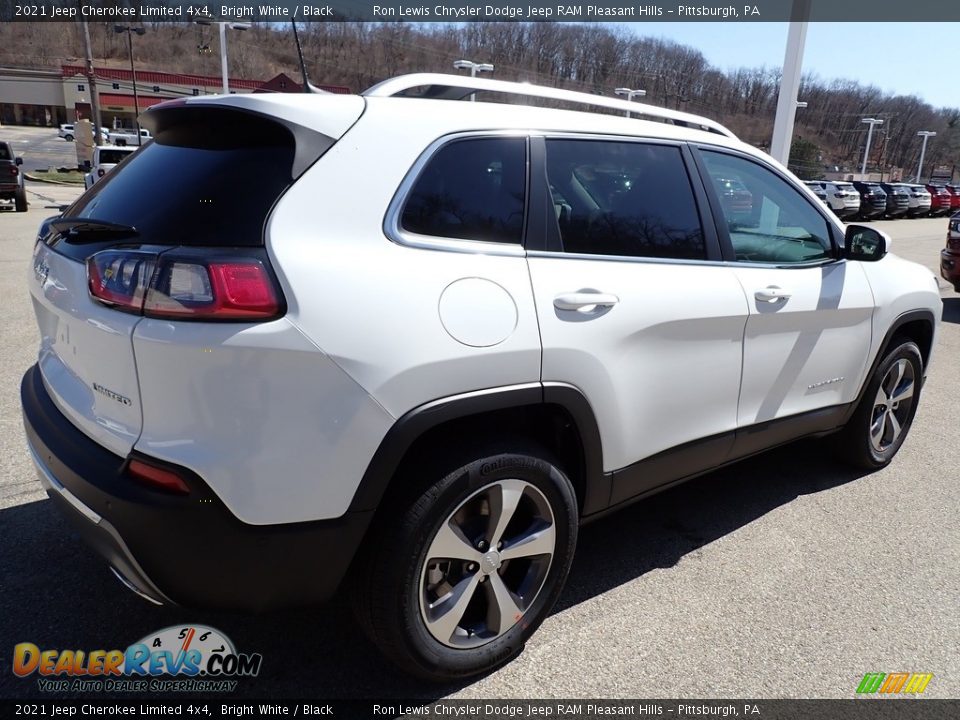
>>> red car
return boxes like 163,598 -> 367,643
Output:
942,211 -> 960,292
926,184 -> 954,216
945,184 -> 960,211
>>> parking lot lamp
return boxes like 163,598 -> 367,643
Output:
196,16 -> 251,94
113,24 -> 145,140
453,60 -> 494,101
614,87 -> 646,118
860,118 -> 884,178
916,131 -> 937,183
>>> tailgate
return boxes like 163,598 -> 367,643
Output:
30,240 -> 143,456
28,94 -> 364,457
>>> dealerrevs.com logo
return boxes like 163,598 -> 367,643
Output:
13,625 -> 262,693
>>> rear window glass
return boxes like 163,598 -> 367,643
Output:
67,109 -> 296,247
98,149 -> 133,165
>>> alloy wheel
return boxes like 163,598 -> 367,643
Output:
869,358 -> 916,453
419,479 -> 556,649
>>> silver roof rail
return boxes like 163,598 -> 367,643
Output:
363,73 -> 736,139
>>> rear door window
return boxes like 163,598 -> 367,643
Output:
543,139 -> 705,260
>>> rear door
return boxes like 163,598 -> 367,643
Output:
29,96 -> 364,457
526,136 -> 749,497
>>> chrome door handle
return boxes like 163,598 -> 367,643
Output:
553,292 -> 620,311
754,286 -> 792,303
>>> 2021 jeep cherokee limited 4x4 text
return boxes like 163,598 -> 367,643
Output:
22,75 -> 941,680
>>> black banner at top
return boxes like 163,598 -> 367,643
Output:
4,0 -> 960,22
0,700 -> 959,720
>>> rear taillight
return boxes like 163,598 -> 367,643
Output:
8,166 -> 17,178
86,250 -> 156,314
87,249 -> 282,321
144,258 -> 279,319
127,458 -> 190,495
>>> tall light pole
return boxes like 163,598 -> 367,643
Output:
196,17 -> 251,94
860,118 -> 884,178
81,21 -> 103,146
614,87 -> 646,118
916,130 -> 937,183
453,59 -> 494,101
114,24 -> 145,139
769,0 -> 811,165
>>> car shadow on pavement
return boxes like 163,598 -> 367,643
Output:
0,439 -> 866,701
941,297 -> 960,325
557,439 -> 868,611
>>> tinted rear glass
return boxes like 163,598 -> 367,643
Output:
98,149 -> 133,165
67,109 -> 296,247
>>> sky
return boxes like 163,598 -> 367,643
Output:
623,22 -> 958,110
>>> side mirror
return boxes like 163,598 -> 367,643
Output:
83,160 -> 91,170
15,157 -> 22,166
844,224 -> 889,262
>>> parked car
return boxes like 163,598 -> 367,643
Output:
945,184 -> 960,211
878,182 -> 910,218
0,141 -> 27,212
83,145 -> 136,190
803,180 -> 830,208
926,184 -> 953,217
21,75 -> 942,681
107,127 -> 152,147
58,123 -> 108,142
712,174 -> 754,218
941,211 -> 960,292
811,180 -> 860,219
852,181 -> 887,219
900,183 -> 933,217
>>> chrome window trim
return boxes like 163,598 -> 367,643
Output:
526,249 -> 841,271
383,130 -> 530,258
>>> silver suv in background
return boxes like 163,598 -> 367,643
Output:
808,180 -> 860,219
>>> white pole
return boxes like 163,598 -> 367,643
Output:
861,121 -> 879,177
219,22 -> 228,94
916,131 -> 936,183
769,0 -> 810,165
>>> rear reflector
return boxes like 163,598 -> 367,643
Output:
87,249 -> 282,321
127,458 -> 190,495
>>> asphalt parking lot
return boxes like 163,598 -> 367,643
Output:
0,188 -> 957,701
2,125 -> 82,174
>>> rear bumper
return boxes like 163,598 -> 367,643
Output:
21,364 -> 372,611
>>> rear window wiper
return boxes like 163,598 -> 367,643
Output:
50,217 -> 139,241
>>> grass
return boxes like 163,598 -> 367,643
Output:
28,169 -> 85,185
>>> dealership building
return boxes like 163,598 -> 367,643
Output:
0,65 -> 349,128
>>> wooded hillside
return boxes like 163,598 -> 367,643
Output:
3,21 -> 957,179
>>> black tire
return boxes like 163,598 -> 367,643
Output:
836,339 -> 923,470
353,449 -> 578,681
64,134 -> 73,142
14,187 -> 27,213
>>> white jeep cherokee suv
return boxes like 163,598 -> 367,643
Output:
22,75 -> 941,681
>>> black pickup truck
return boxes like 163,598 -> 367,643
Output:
0,141 -> 27,212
